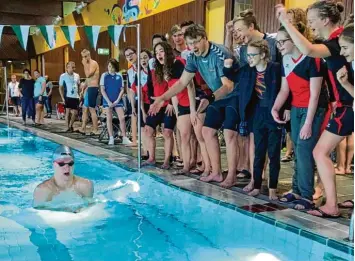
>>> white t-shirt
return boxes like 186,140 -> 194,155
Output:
8,81 -> 20,97
59,72 -> 80,99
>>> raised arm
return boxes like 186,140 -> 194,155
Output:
84,61 -> 98,78
224,20 -> 234,52
275,4 -> 332,58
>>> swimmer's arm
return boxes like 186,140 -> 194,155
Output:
33,186 -> 53,208
77,179 -> 94,198
84,61 -> 98,79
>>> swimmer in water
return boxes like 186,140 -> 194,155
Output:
33,145 -> 94,209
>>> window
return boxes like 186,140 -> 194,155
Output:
233,0 -> 252,18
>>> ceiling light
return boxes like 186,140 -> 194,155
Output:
75,1 -> 87,14
7,60 -> 12,63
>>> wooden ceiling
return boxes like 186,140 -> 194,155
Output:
0,0 -> 94,26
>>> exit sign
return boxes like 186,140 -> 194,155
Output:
98,48 -> 110,55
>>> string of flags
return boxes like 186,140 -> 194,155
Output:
0,25 -> 124,51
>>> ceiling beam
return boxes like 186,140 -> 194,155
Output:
0,1 -> 62,17
0,13 -> 54,25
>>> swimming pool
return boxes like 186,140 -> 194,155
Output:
0,125 -> 352,261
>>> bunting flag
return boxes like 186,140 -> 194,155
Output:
12,25 -> 30,50
107,25 -> 124,47
84,25 -> 101,50
0,25 -> 4,45
61,26 -> 77,49
39,25 -> 55,49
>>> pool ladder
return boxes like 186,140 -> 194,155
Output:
349,212 -> 354,242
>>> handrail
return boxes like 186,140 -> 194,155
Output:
349,212 -> 354,242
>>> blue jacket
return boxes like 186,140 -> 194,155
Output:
224,62 -> 290,122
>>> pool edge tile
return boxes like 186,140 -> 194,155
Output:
327,239 -> 355,256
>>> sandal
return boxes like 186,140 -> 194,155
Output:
307,207 -> 341,218
236,170 -> 252,179
338,199 -> 354,209
174,162 -> 184,168
279,193 -> 299,203
281,155 -> 293,162
293,199 -> 315,210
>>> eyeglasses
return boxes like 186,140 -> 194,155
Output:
186,37 -> 204,46
276,39 -> 292,48
125,52 -> 135,58
56,161 -> 74,167
246,53 -> 260,58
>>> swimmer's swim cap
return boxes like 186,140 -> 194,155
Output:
53,145 -> 74,161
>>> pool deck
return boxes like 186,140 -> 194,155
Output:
1,115 -> 354,255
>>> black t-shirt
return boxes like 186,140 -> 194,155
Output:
323,28 -> 354,105
19,78 -> 35,98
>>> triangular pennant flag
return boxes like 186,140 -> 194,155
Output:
12,25 -> 30,50
107,25 -> 124,47
39,25 -> 55,49
0,25 -> 4,45
84,25 -> 101,50
61,26 -> 77,49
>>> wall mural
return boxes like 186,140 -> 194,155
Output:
104,0 -> 193,25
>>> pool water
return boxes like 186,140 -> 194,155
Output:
0,126 -> 352,261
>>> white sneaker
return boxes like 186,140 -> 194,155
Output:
122,136 -> 132,145
108,136 -> 115,145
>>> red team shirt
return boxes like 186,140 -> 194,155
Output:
131,69 -> 150,104
323,27 -> 353,106
168,57 -> 190,107
282,54 -> 324,108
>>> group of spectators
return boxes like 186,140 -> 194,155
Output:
8,0 -> 354,218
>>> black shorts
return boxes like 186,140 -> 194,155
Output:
65,98 -> 79,110
204,95 -> 240,131
145,107 -> 176,130
326,106 -> 354,136
11,97 -> 20,106
178,105 -> 190,117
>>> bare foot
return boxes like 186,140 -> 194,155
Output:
248,189 -> 260,197
313,186 -> 323,200
243,180 -> 254,192
345,167 -> 353,174
200,173 -> 223,183
269,189 -> 278,200
141,160 -> 156,167
200,172 -> 210,178
219,175 -> 238,188
335,167 -> 345,175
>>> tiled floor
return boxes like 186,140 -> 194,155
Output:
1,115 -> 354,256
1,115 -> 354,225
